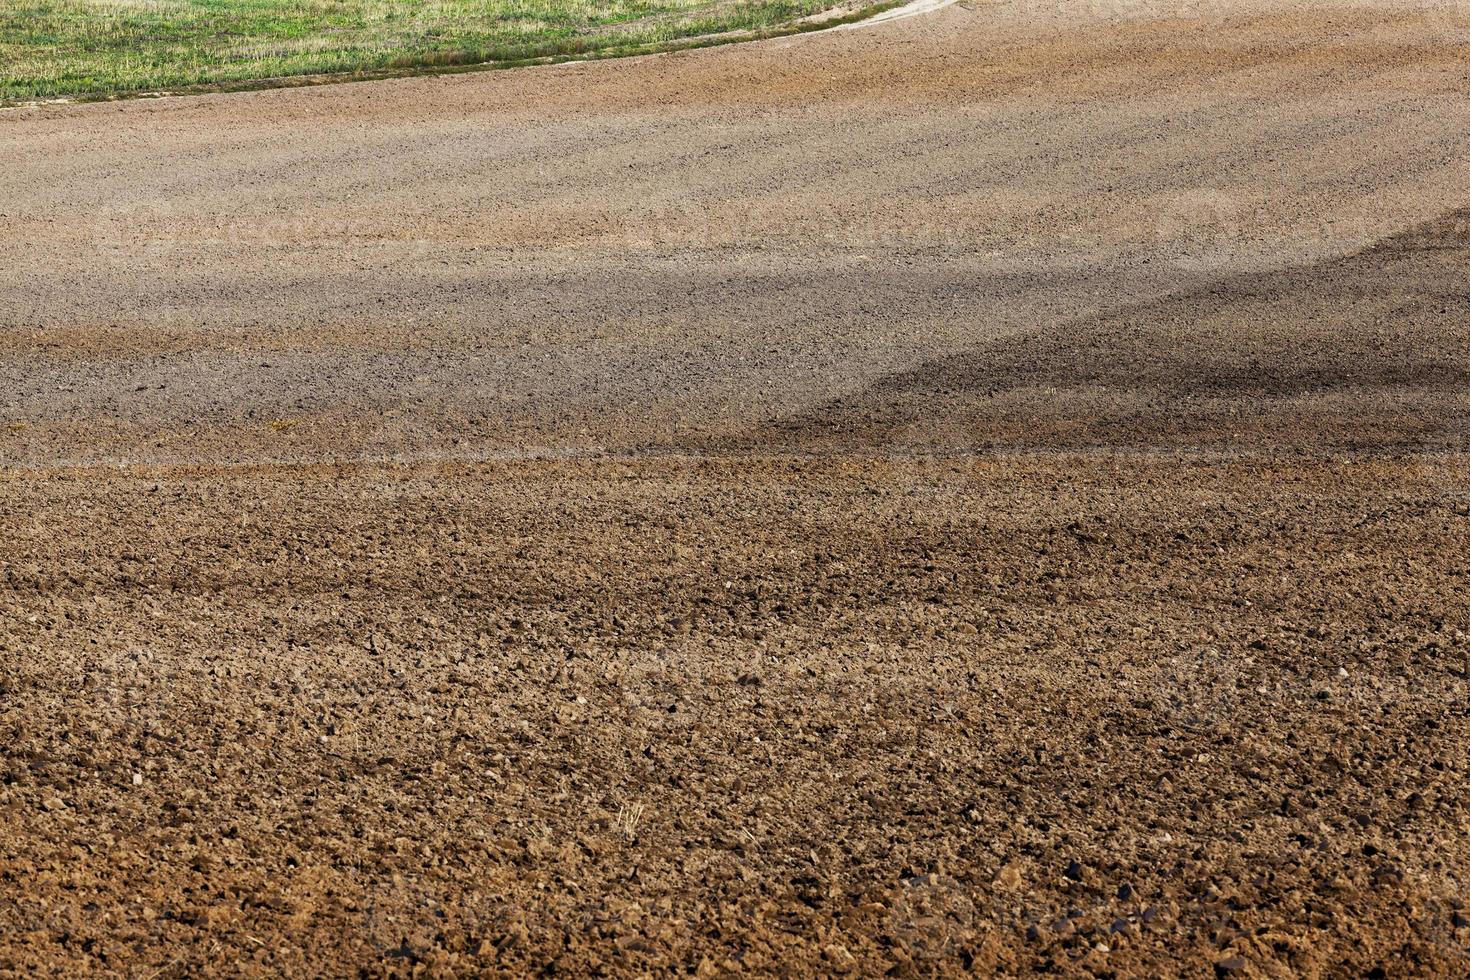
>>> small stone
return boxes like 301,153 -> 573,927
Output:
822,944 -> 856,970
1452,911 -> 1470,929
1063,860 -> 1084,882
132,773 -> 144,786
1116,882 -> 1133,901
1215,954 -> 1247,974
40,797 -> 64,812
1336,667 -> 1349,678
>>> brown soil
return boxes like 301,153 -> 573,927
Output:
3,0 -> 1470,976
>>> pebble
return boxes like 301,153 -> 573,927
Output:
995,864 -> 1022,889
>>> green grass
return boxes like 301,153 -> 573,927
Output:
0,0 -> 858,102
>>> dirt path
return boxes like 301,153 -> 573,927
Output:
2,1 -> 1470,975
